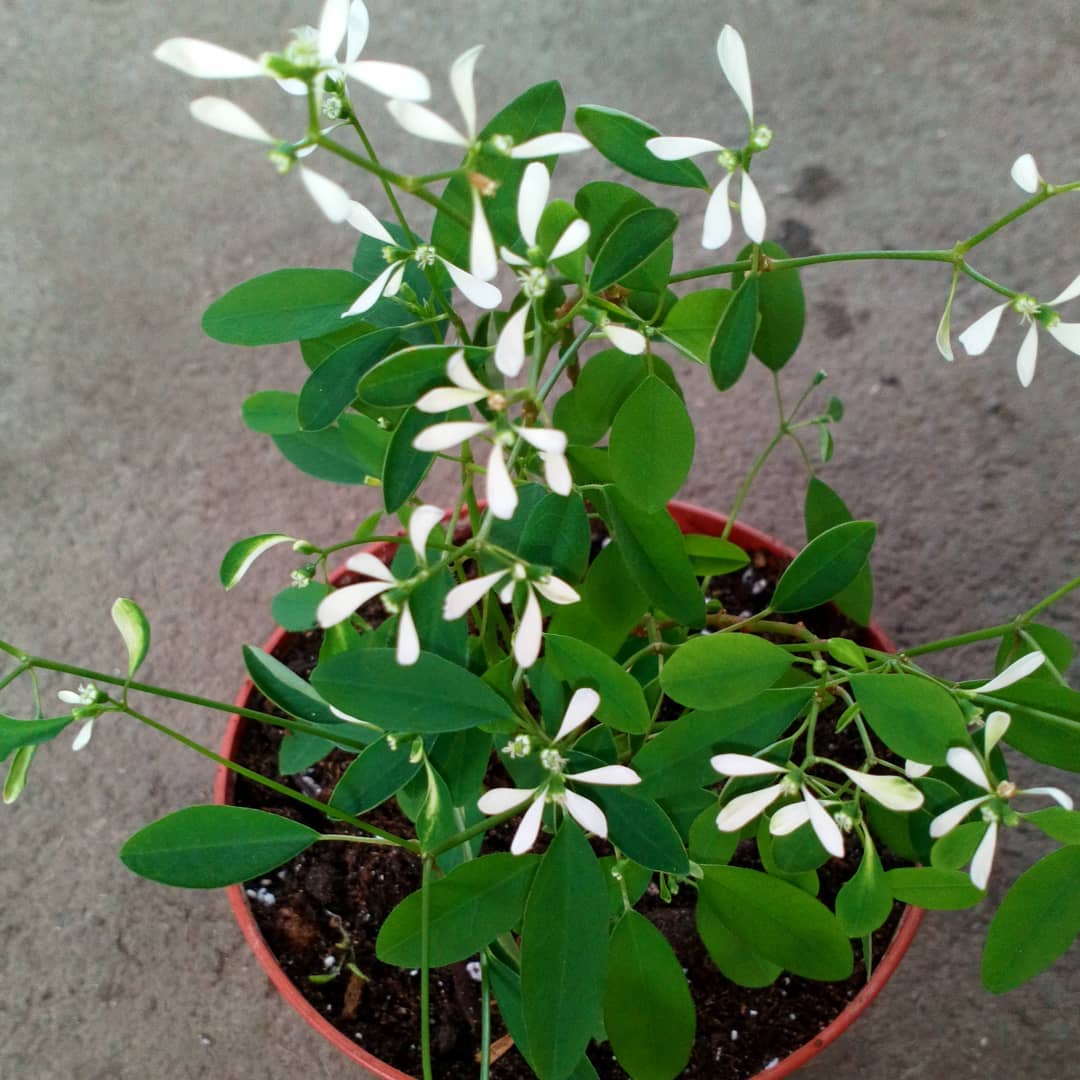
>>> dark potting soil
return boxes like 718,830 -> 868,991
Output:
230,545 -> 905,1079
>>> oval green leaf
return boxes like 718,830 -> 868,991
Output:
660,634 -> 794,710
297,328 -> 399,431
695,896 -> 781,987
219,534 -> 295,590
111,598 -> 150,678
804,477 -> 873,625
545,635 -> 651,734
836,841 -> 893,937
590,207 -> 678,292
0,713 -> 74,764
884,866 -> 985,909
661,289 -> 734,365
771,520 -> 876,613
710,274 -> 759,391
733,241 -> 806,371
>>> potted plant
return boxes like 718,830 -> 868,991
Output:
2,3 -> 1077,1078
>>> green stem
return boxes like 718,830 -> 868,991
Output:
0,661 -> 29,695
428,802 -> 522,859
720,425 -> 785,542
903,623 -> 1014,658
479,951 -> 492,1080
419,856 -> 434,1080
1021,574 -> 1080,622
538,327 -> 593,401
350,117 -> 417,247
119,705 -> 416,851
317,833 -> 401,847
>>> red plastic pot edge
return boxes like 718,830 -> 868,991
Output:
214,500 -> 923,1080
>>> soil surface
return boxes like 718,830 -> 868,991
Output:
230,544 -> 906,1079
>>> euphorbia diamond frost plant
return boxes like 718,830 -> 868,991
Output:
3,3 -> 1079,1077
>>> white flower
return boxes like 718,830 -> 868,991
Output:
958,277 -> 1080,387
478,690 -> 641,853
442,562 -> 579,668
495,162 -> 591,376
970,650 -> 1046,694
645,26 -> 766,249
155,1 -> 430,101
597,318 -> 648,355
58,683 -> 102,751
836,766 -> 925,811
929,715 -> 1073,890
314,504 -> 443,665
1010,152 -> 1044,195
186,97 -> 353,222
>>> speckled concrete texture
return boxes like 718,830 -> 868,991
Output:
2,1 -> 1077,1077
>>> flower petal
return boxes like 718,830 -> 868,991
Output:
318,0 -> 351,62
494,303 -> 530,377
345,61 -> 431,101
344,0 -> 370,64
555,687 -> 600,741
1047,321 -> 1080,356
1016,321 -> 1039,386
71,719 -> 95,752
803,788 -> 845,857
299,166 -> 352,223
395,601 -> 421,665
702,172 -> 734,250
486,443 -> 519,521
447,350 -> 488,393
936,271 -> 959,362
974,650 -> 1045,693
769,801 -> 811,836
515,425 -> 567,455
957,301 -> 1008,356
646,136 -> 724,161
739,171 -> 766,244
408,504 -> 444,562
549,218 -> 590,260
440,255 -> 502,308
342,261 -> 400,317
568,764 -> 641,787
929,795 -> 991,839
717,25 -> 754,122
450,45 -> 484,139
189,97 -> 273,142
345,200 -> 395,244
469,189 -> 499,282
715,784 -> 785,832
905,760 -> 933,779
415,385 -> 487,412
510,795 -> 547,854
1049,273 -> 1080,306
839,767 -> 925,812
968,820 -> 996,890
443,570 -> 508,620
602,323 -> 647,355
412,419 -> 489,452
344,551 -> 396,582
517,162 -> 550,249
478,786 -> 537,815
58,690 -> 84,705
154,39 -> 266,79
316,580 -> 392,627
1009,153 -> 1041,194
1021,786 -> 1074,810
562,790 -> 608,838
513,587 -> 544,668
511,132 -> 591,158
946,746 -> 993,792
983,710 -> 1011,754
532,574 -> 580,606
541,451 -> 573,496
710,753 -> 787,777
386,99 -> 468,146
499,245 -> 530,267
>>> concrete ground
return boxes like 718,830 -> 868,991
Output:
2,0 -> 1078,1077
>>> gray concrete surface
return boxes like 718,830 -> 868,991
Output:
2,0 -> 1078,1077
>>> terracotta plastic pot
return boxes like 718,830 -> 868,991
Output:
215,500 -> 923,1079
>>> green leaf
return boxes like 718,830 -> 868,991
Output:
537,199 -> 588,284
981,682 -> 1080,772
850,674 -> 968,765
699,865 -> 853,980
519,493 -> 591,582
546,635 -> 651,734
609,376 -> 694,510
111,598 -> 150,678
429,728 -> 492,806
402,565 -> 469,668
119,805 -> 318,888
377,854 -> 539,967
771,520 -> 876,613
0,713 -> 74,764
297,328 -> 400,431
242,390 -> 300,434
604,912 -> 695,1080
603,490 -> 705,628
522,824 -> 609,1080
683,534 -> 750,577
241,645 -> 342,730
553,350 -> 649,446
271,420 -> 382,485
660,634 -> 794,710
826,637 -> 869,671
382,406 -> 441,513
1023,807 -> 1080,844
590,207 -> 678,291
732,241 -> 805,371
575,105 -> 709,189
585,784 -> 689,875
312,649 -> 517,733
358,345 -> 488,409
688,804 -> 738,866
270,582 -> 332,632
803,477 -> 874,625
695,896 -> 781,987
710,274 -> 759,391
202,269 -> 366,345
930,821 -> 988,870
278,731 -> 335,776
836,841 -> 893,937
661,289 -> 734,365
219,534 -> 295,590
602,856 -> 654,915
3,744 -> 35,804
982,846 -> 1080,992
330,735 -> 424,815
884,867 -> 985,909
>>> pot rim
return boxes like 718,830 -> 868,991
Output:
214,500 -> 923,1080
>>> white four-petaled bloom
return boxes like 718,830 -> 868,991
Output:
154,0 -> 430,101
315,503 -> 444,665
645,25 -> 766,249
443,562 -> 579,668
929,712 -> 1073,890
58,683 -> 102,751
958,276 -> 1080,387
478,689 -> 641,853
